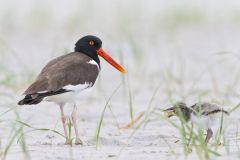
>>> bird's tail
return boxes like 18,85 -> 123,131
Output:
18,89 -> 70,105
18,94 -> 44,105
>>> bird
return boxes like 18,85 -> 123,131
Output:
18,35 -> 127,145
164,102 -> 229,144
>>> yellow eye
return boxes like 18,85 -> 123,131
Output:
89,40 -> 95,46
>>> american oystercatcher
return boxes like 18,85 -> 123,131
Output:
18,35 -> 127,145
164,102 -> 229,144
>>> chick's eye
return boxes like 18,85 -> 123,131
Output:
89,40 -> 95,46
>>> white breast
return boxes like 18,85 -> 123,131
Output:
88,59 -> 99,70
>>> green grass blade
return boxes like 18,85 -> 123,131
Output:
95,84 -> 122,148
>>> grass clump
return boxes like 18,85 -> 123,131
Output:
159,106 -> 227,160
0,103 -> 30,160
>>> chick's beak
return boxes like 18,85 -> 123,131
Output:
163,108 -> 175,118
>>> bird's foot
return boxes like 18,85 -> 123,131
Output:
75,138 -> 83,145
64,139 -> 72,145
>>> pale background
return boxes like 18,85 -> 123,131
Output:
0,0 -> 240,159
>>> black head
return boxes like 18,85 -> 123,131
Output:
164,102 -> 192,122
74,35 -> 127,74
75,35 -> 102,64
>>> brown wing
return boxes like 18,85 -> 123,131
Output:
24,52 -> 99,95
191,102 -> 221,115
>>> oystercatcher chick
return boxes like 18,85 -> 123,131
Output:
164,102 -> 229,144
18,35 -> 127,145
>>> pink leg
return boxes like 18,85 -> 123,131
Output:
71,104 -> 82,145
60,105 -> 71,145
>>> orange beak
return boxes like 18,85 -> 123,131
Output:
97,48 -> 127,74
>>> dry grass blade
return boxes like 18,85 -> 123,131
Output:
120,112 -> 145,129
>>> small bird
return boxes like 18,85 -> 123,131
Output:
18,35 -> 127,145
164,102 -> 229,144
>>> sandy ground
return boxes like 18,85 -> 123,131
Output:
1,99 -> 240,160
1,0 -> 240,159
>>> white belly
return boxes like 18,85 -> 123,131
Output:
190,113 -> 218,129
45,92 -> 77,105
44,83 -> 94,105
